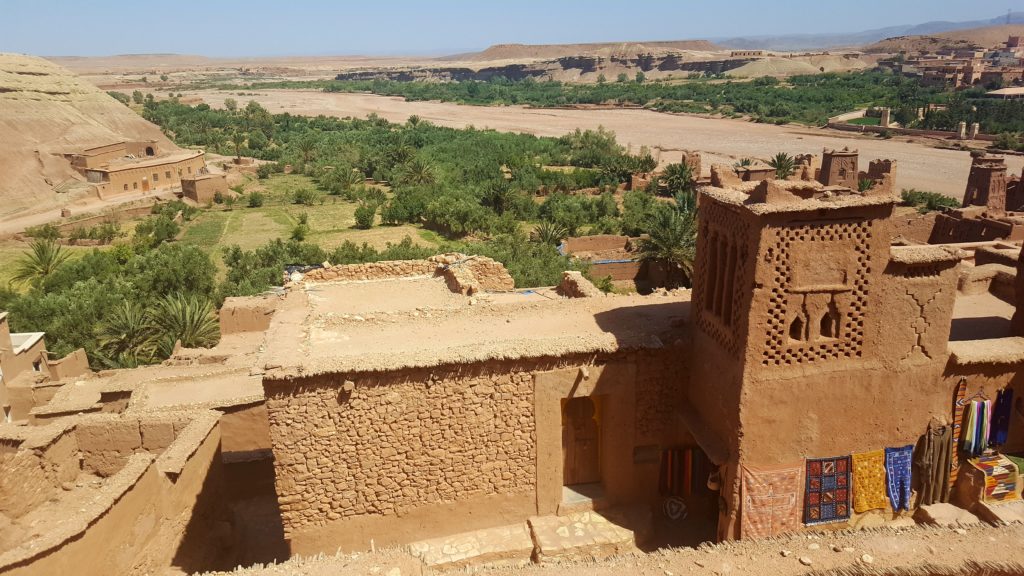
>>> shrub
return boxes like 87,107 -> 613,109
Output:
24,223 -> 62,240
292,188 -> 322,206
900,189 -> 960,213
353,202 -> 376,229
247,191 -> 265,208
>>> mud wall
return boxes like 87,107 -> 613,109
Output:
1,415 -> 226,576
264,363 -> 537,548
302,260 -> 437,283
892,210 -> 938,244
76,413 -> 190,477
219,296 -> 277,335
263,348 -> 688,554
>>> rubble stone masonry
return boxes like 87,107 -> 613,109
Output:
265,366 -> 537,536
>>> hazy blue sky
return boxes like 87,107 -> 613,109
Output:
3,0 -> 1020,57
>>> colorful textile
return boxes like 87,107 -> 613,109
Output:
803,456 -> 851,526
659,447 -> 712,498
884,445 -> 913,511
991,388 -> 1014,447
950,378 -> 967,488
915,423 -> 952,506
741,464 -> 803,538
852,450 -> 888,513
963,400 -> 977,455
970,455 -> 1020,504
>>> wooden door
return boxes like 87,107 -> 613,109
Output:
142,178 -> 150,192
563,396 -> 600,486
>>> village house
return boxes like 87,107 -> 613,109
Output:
0,312 -> 88,423
66,141 -> 209,199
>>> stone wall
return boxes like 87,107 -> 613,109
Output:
301,254 -> 515,293
262,349 -> 688,552
264,365 -> 537,539
301,260 -> 437,283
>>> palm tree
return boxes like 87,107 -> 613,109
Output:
296,135 -> 317,165
230,130 -> 246,162
399,157 -> 436,186
482,183 -> 516,216
532,220 -> 569,246
662,162 -> 695,196
732,157 -> 753,174
11,238 -> 71,287
768,152 -> 796,180
406,115 -> 422,128
150,294 -> 220,355
638,207 -> 698,288
97,301 -> 158,366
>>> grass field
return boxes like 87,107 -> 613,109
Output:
2,173 -> 440,290
177,173 -> 439,263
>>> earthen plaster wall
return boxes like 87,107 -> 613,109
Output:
0,411 -> 227,576
263,348 -> 688,554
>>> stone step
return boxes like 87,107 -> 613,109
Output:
913,502 -> 982,527
406,522 -> 535,570
972,500 -> 1024,525
528,508 -> 646,563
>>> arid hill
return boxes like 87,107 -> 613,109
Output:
0,53 -> 174,220
865,24 -> 1024,53
447,40 -> 722,62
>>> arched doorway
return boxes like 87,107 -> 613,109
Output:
145,146 -> 155,156
562,396 -> 601,486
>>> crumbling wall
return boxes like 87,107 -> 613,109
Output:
75,413 -> 190,477
0,412 -> 227,576
219,296 -> 278,335
892,209 -> 939,244
301,260 -> 437,283
0,448 -> 59,520
300,254 -> 515,292
264,365 -> 537,546
557,271 -> 604,298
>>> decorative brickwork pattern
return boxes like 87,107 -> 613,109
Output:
761,220 -> 874,366
695,200 -> 750,356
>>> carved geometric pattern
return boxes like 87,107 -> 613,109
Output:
761,220 -> 873,366
695,201 -> 750,356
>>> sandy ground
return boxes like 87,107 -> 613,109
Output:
199,522 -> 1024,575
186,89 -> 1024,200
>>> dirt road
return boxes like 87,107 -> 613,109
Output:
190,89 -> 1024,199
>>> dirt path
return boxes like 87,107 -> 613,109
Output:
188,89 -> 1024,200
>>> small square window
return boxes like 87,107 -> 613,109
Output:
187,166 -> 192,173
153,173 -> 159,182
133,182 -> 138,190
123,184 -> 128,191
165,171 -> 172,179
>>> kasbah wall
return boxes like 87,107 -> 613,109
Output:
263,348 -> 687,553
689,164 -> 1024,541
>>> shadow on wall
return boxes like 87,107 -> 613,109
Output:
170,454 -> 288,572
949,316 -> 1013,341
592,301 -> 691,347
170,446 -> 234,573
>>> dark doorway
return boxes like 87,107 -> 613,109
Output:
145,146 -> 155,156
562,396 -> 601,486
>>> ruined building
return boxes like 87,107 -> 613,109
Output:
930,155 -> 1024,243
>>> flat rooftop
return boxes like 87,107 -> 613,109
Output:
93,150 -> 204,172
262,276 -> 690,379
950,291 -> 1016,342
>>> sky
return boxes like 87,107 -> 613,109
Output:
2,0 -> 1021,57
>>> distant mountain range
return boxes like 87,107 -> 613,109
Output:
714,12 -> 1024,51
